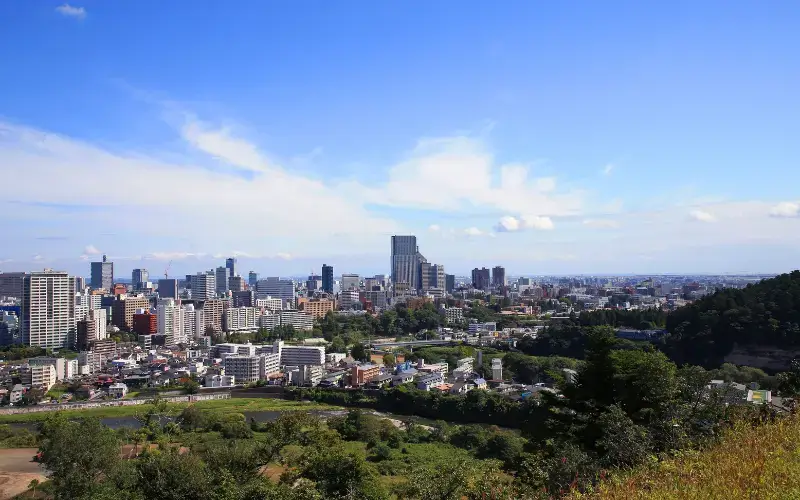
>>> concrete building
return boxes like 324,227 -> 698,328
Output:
471,268 -> 490,290
278,343 -> 325,366
432,264 -> 446,290
224,306 -> 259,331
491,358 -> 503,380
339,289 -> 360,310
202,298 -> 225,333
25,364 -> 57,391
112,295 -> 150,330
362,290 -> 387,310
0,311 -> 20,345
443,307 -> 464,325
298,298 -> 335,318
321,264 -> 334,293
351,363 -> 381,386
182,303 -> 204,339
341,273 -> 360,291
255,297 -> 283,311
248,271 -> 259,288
108,382 -> 128,398
132,310 -> 157,335
417,372 -> 444,391
157,299 -> 184,345
21,270 -> 76,348
306,274 -> 322,293
223,355 -> 261,384
28,356 -> 71,380
215,266 -> 230,295
190,272 -> 216,301
158,279 -> 178,299
257,278 -> 294,306
0,271 -> 25,299
261,352 -> 281,378
228,276 -> 246,292
391,235 -> 419,290
132,269 -> 149,290
278,310 -> 315,331
90,255 -> 114,291
232,290 -> 255,308
492,266 -> 506,287
205,374 -> 235,388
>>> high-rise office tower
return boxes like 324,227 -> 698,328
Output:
391,235 -> 418,290
158,279 -> 178,299
471,268 -> 490,290
431,264 -> 446,290
90,255 -> 113,291
21,271 -> 76,348
228,275 -> 245,292
492,266 -> 506,287
190,272 -> 216,301
0,272 -> 26,299
321,264 -> 334,294
418,261 -> 431,291
256,277 -> 295,306
215,267 -> 230,295
132,269 -> 149,290
248,271 -> 259,288
226,257 -> 237,277
445,274 -> 455,293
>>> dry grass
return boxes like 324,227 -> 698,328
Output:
572,415 -> 800,500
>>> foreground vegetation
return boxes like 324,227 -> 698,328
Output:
572,413 -> 800,499
0,397 -> 335,423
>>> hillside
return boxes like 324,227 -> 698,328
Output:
572,413 -> 800,499
665,271 -> 800,368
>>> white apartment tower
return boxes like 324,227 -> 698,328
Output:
157,299 -> 185,345
21,271 -> 76,349
190,272 -> 216,301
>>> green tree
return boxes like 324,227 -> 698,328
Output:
382,353 -> 396,367
351,342 -> 369,361
297,445 -> 388,500
38,415 -> 121,500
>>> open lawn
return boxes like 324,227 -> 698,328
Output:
0,398 -> 338,424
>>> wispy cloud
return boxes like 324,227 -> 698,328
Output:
582,219 -> 620,229
602,163 -> 614,176
428,224 -> 441,232
55,4 -> 86,19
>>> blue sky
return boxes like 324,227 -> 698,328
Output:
1,1 -> 800,278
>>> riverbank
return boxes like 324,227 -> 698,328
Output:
0,398 -> 337,424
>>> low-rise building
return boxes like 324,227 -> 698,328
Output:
205,374 -> 235,387
108,382 -> 128,398
351,363 -> 381,386
223,355 -> 261,384
443,307 -> 464,325
417,372 -> 444,391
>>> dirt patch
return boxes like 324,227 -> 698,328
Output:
0,472 -> 47,499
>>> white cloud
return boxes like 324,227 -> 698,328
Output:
83,244 -> 100,255
428,224 -> 441,232
358,136 -> 584,216
583,219 -> 620,229
464,227 -> 485,237
689,210 -> 717,223
769,202 -> 800,218
55,4 -> 86,19
495,215 -> 554,232
144,252 -> 206,261
275,252 -> 292,260
32,254 -> 44,261
602,163 -> 614,176
0,121 -> 399,259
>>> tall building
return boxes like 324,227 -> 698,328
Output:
112,295 -> 150,330
391,235 -> 418,290
158,279 -> 178,299
471,268 -> 490,290
306,274 -> 322,293
229,275 -> 246,292
256,278 -> 294,306
157,298 -> 185,345
215,266 -> 230,295
0,272 -> 26,299
341,273 -> 359,291
131,269 -> 149,290
321,264 -> 334,294
21,271 -> 76,348
90,255 -> 114,291
418,261 -> 431,291
445,274 -> 455,293
432,264 -> 446,290
232,290 -> 255,308
225,257 -> 237,278
248,271 -> 259,288
190,272 -> 216,301
492,266 -> 506,287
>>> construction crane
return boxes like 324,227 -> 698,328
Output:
164,260 -> 172,279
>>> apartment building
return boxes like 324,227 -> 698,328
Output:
21,270 -> 76,349
112,295 -> 150,330
298,298 -> 335,318
132,310 -> 157,335
24,364 -> 57,391
339,289 -> 360,310
157,299 -> 185,345
255,297 -> 282,311
224,306 -> 259,331
190,272 -> 216,301
443,307 -> 464,325
277,310 -> 314,331
280,344 -> 325,366
202,298 -> 225,333
341,274 -> 360,291
223,355 -> 261,384
351,363 -> 381,386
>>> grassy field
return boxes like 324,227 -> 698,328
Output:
0,398 -> 338,424
572,414 -> 800,499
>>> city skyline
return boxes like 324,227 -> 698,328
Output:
2,2 -> 800,275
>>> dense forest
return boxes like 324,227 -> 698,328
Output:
665,271 -> 800,367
